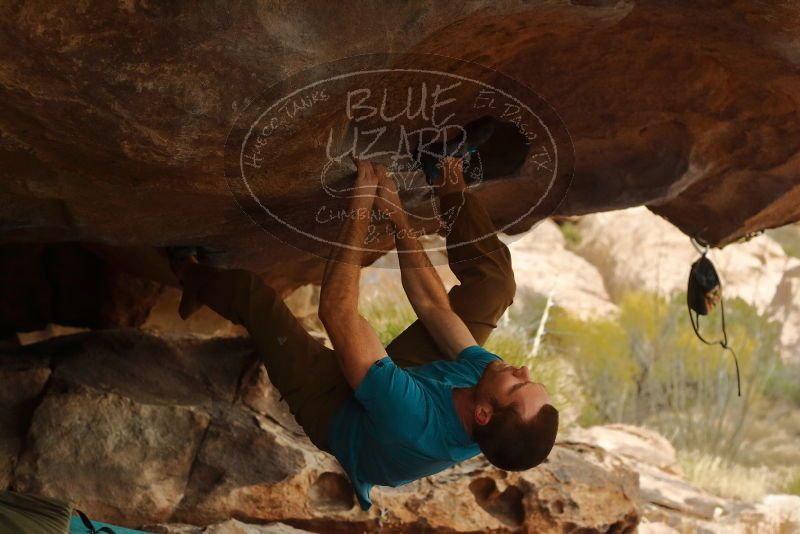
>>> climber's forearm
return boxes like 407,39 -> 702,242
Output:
318,173 -> 386,391
319,185 -> 376,318
392,212 -> 451,314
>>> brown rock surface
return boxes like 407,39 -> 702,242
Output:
148,522 -> 314,534
0,243 -> 165,336
569,424 -> 683,477
14,380 -> 210,524
2,1 -> 800,299
0,363 -> 50,488
568,425 -> 729,522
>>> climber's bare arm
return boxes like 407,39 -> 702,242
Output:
319,160 -> 387,390
373,163 -> 477,359
372,164 -> 450,312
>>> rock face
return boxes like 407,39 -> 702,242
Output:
768,265 -> 800,365
150,522 -> 314,534
568,425 -> 731,525
574,207 -> 800,312
571,206 -> 800,363
0,243 -> 165,337
2,0 -> 800,298
566,425 -> 800,534
503,220 -> 619,319
0,363 -> 50,488
2,2 -> 800,531
1,328 -> 641,533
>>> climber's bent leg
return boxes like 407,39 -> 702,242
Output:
387,190 -> 515,367
179,263 -> 351,451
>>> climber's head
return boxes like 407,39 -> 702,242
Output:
471,360 -> 559,471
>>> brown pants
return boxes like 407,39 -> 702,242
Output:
178,191 -> 516,452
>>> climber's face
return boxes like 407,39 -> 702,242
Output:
474,360 -> 550,424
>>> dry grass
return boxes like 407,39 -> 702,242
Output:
678,450 -> 800,502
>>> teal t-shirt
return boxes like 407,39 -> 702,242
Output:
327,345 -> 503,511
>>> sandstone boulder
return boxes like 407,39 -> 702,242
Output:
567,424 -> 800,534
503,220 -> 618,320
568,424 -> 682,477
567,424 -> 728,522
768,265 -> 800,365
574,207 -> 800,313
14,380 -> 211,525
0,363 -> 50,488
752,494 -> 800,531
148,521 -> 314,534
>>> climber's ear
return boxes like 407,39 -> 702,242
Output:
474,401 -> 493,426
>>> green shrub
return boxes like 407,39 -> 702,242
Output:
543,306 -> 636,426
505,288 -> 548,334
785,474 -> 800,496
545,291 -> 783,461
359,294 -> 417,346
765,362 -> 800,407
484,325 -> 532,364
767,225 -> 800,259
558,221 -> 582,248
678,450 -> 794,501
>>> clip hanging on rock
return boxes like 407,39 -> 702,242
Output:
686,236 -> 741,396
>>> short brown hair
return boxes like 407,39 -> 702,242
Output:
473,399 -> 559,470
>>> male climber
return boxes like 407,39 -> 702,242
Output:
169,154 -> 559,511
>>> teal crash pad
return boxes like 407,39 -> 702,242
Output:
69,514 -> 153,533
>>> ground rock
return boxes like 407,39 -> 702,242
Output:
13,380 -> 211,525
569,424 -> 682,477
636,520 -> 680,534
568,425 -> 800,533
567,425 -> 728,521
5,329 -> 792,533
504,220 -> 619,319
0,363 -> 50,488
752,494 -> 800,531
147,521 -> 314,534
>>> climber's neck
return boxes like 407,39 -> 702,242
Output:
452,386 -> 477,439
